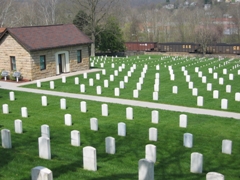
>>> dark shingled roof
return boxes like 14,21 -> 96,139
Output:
4,24 -> 92,51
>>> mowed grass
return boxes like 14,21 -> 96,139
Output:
22,55 -> 240,112
0,89 -> 240,179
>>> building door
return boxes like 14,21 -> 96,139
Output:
58,54 -> 63,73
55,51 -> 70,75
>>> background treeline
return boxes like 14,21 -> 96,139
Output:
1,0 -> 240,53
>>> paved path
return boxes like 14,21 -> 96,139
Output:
1,70 -> 240,120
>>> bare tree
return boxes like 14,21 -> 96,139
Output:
38,0 -> 58,25
0,0 -> 12,27
72,0 -> 119,56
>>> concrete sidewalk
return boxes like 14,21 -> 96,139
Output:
1,82 -> 240,120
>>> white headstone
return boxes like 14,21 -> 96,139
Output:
138,159 -> 154,180
105,136 -> 115,154
110,74 -> 114,81
118,122 -> 126,136
104,79 -> 109,88
119,81 -> 125,89
80,84 -> 85,93
226,85 -> 231,93
31,166 -> 53,180
197,96 -> 204,106
102,69 -> 106,75
221,139 -> 232,155
235,92 -> 240,101
188,82 -> 194,89
184,133 -> 193,148
21,107 -> 28,117
74,77 -> 79,85
114,88 -> 120,96
83,72 -> 87,79
179,114 -> 187,128
126,107 -> 133,120
213,90 -> 219,99
80,101 -> 87,112
71,130 -> 80,146
50,81 -> 54,89
219,77 -> 224,85
207,83 -> 212,91
133,89 -> 139,98
38,137 -> 51,159
149,128 -> 158,141
1,129 -> 12,148
213,72 -> 218,79
14,119 -> 22,134
41,124 -> 50,138
195,67 -> 199,73
2,104 -> 9,114
41,96 -> 47,106
60,98 -> 66,109
172,86 -> 178,94
155,73 -> 160,79
83,146 -> 97,171
96,73 -> 100,80
206,172 -> 224,180
170,74 -> 175,81
136,83 -> 142,90
190,152 -> 203,173
96,86 -> 102,95
64,114 -> 72,126
114,70 -> 118,76
192,88 -> 198,96
202,76 -> 207,83
90,118 -> 98,131
9,91 -> 15,101
89,78 -> 94,86
145,144 -> 156,163
186,75 -> 190,82
36,80 -> 41,88
208,68 -> 213,74
153,92 -> 158,101
151,110 -> 159,124
198,71 -> 202,78
102,104 -> 108,116
229,73 -> 234,80
124,76 -> 128,83
221,99 -> 228,109
62,76 -> 66,83
223,68 -> 227,74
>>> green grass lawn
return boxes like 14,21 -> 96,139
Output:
22,55 -> 240,113
0,89 -> 240,179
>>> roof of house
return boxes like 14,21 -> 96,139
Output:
1,24 -> 92,51
0,28 -> 6,33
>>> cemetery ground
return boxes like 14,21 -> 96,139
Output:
1,89 -> 240,179
23,55 -> 240,113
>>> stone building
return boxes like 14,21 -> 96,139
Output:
0,24 -> 92,80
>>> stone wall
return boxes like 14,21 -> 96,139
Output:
0,34 -> 32,79
0,33 -> 90,80
31,45 -> 90,80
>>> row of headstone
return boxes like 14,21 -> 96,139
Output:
2,104 -> 28,117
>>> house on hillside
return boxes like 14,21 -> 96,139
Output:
0,24 -> 92,81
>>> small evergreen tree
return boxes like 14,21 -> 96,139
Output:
97,17 -> 125,53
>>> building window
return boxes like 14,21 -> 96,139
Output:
183,45 -> 185,48
10,56 -> 16,71
40,55 -> 46,70
233,46 -> 236,50
77,50 -> 82,63
189,45 -> 191,48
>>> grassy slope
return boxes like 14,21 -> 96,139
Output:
0,89 -> 240,179
23,55 -> 240,112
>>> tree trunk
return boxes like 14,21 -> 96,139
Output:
91,32 -> 95,56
